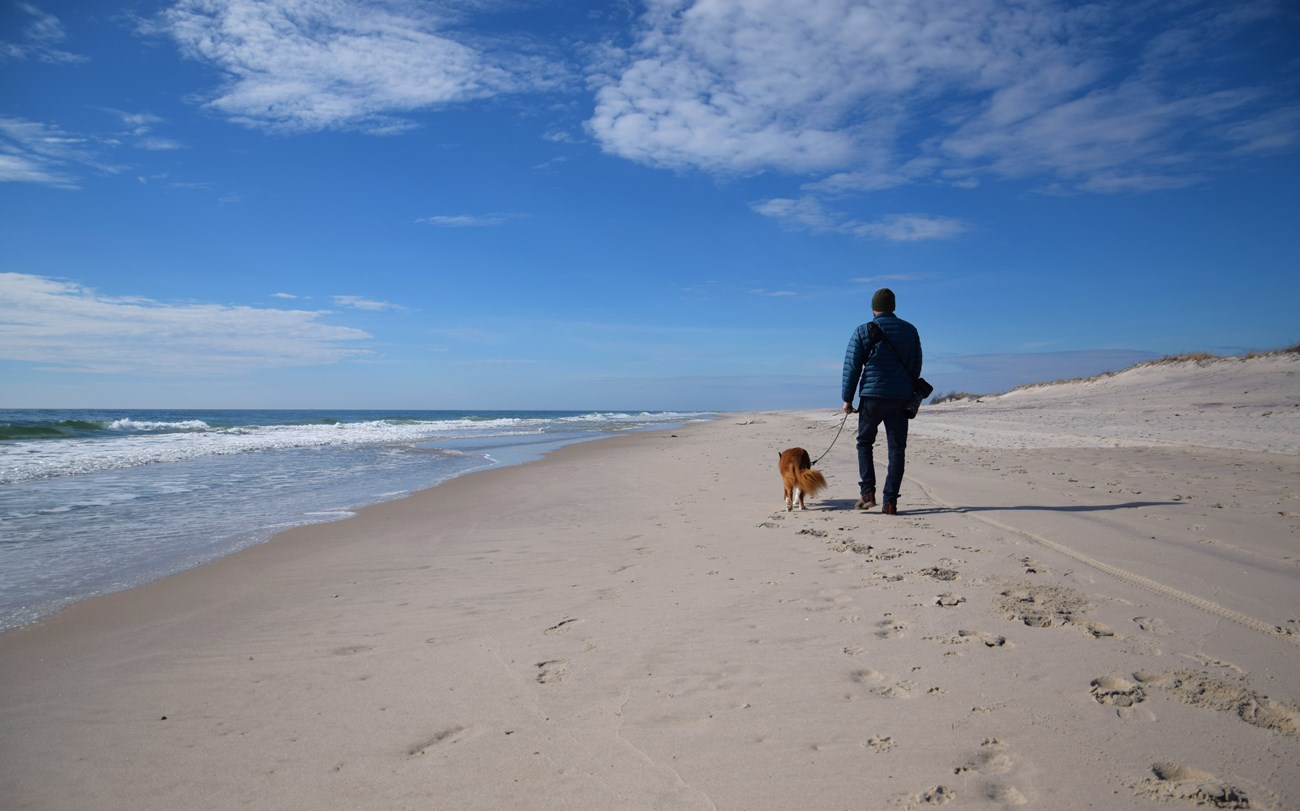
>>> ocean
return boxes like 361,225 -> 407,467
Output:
0,408 -> 709,631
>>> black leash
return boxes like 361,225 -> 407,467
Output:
811,407 -> 854,467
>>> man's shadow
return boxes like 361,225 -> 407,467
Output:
815,499 -> 1184,514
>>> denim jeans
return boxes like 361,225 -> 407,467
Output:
856,397 -> 909,505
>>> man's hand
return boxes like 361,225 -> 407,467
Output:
842,401 -> 856,415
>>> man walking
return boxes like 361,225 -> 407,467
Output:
841,288 -> 923,515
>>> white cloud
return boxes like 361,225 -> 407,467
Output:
333,295 -> 407,312
588,0 -> 1295,196
0,110 -> 186,187
752,196 -> 968,242
416,213 -> 519,227
136,136 -> 184,151
0,273 -> 372,374
0,117 -> 120,188
851,273 -> 926,285
158,0 -> 561,134
852,214 -> 970,242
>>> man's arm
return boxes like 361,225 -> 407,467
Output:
841,326 -> 865,408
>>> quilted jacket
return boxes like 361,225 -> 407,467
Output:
841,312 -> 922,402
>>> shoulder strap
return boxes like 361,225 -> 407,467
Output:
868,321 -> 918,383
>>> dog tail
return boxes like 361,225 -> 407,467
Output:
797,469 -> 828,498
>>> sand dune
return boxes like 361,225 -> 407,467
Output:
1,353 -> 1296,809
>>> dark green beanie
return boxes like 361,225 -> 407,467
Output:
871,288 -> 896,313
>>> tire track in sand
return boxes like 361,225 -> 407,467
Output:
907,474 -> 1300,648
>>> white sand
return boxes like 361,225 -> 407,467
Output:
1,353 -> 1297,809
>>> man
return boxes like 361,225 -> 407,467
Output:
841,287 -> 922,515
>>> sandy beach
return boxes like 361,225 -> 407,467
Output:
2,354 -> 1297,810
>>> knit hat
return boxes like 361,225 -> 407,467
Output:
871,287 -> 896,313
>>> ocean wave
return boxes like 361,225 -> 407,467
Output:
0,419 -> 107,440
107,418 -> 212,432
0,411 -> 703,484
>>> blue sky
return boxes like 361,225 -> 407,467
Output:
2,0 -> 1298,410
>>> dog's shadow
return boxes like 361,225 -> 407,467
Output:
814,498 -> 861,511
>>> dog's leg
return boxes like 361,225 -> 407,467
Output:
796,488 -> 806,510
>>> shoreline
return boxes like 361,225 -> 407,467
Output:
0,414 -> 706,634
2,400 -> 1297,808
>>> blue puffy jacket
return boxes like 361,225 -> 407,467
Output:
842,312 -> 922,402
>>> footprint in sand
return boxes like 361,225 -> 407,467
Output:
865,735 -> 894,753
1019,556 -> 1051,575
1134,670 -> 1300,736
1080,620 -> 1117,639
1089,675 -> 1154,719
873,680 -> 920,699
951,738 -> 1029,806
833,539 -> 875,555
996,583 -> 1097,632
1135,762 -> 1253,809
331,644 -> 375,656
876,617 -> 908,638
1133,616 -> 1169,635
935,592 -> 966,608
917,566 -> 960,581
957,630 -> 1010,648
543,618 -> 582,636
914,784 -> 956,805
954,737 -> 1014,775
1090,675 -> 1146,707
984,784 -> 1029,805
406,725 -> 472,756
535,659 -> 571,684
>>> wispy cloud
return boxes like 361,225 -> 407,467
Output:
850,273 -> 926,285
1,109 -> 186,188
0,273 -> 372,374
416,213 -> 521,227
333,295 -> 408,312
156,0 -> 563,134
0,117 -> 105,188
450,358 -> 541,366
589,0 -> 1296,214
98,108 -> 186,152
752,196 -> 969,242
1,2 -> 86,64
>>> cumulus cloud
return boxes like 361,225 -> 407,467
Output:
0,273 -> 372,374
158,0 -> 561,134
589,0 -> 1295,201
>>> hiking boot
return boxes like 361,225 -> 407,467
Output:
882,502 -> 898,516
854,490 -> 876,510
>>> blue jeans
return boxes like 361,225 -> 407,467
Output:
856,397 -> 909,505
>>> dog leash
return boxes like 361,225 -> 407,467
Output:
811,408 -> 853,467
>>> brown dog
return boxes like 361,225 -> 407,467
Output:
778,447 -> 827,511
